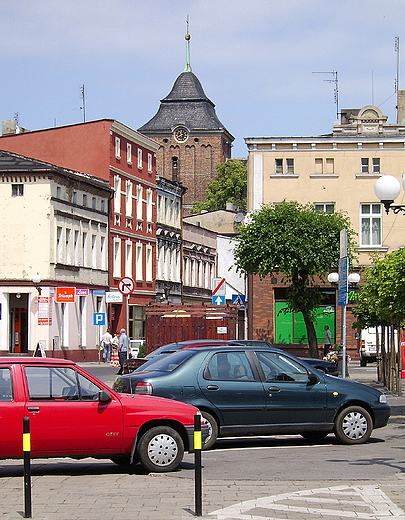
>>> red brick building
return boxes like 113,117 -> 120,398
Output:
0,119 -> 160,343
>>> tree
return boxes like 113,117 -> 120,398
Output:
191,159 -> 247,214
232,200 -> 355,357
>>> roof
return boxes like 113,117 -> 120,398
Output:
138,71 -> 234,138
0,357 -> 75,365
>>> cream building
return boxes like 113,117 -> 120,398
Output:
244,93 -> 405,354
0,151 -> 111,359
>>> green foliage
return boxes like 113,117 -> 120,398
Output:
137,342 -> 146,358
233,200 -> 356,355
191,159 -> 247,213
353,248 -> 405,329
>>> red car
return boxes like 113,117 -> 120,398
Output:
0,357 -> 205,472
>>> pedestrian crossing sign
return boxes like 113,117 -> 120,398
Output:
232,294 -> 245,309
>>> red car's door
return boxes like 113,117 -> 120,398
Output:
23,365 -> 123,456
0,365 -> 25,458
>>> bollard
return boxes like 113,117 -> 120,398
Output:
23,416 -> 32,518
194,414 -> 202,517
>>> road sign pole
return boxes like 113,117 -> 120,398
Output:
126,295 -> 129,359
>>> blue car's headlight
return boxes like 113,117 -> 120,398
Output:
379,394 -> 387,404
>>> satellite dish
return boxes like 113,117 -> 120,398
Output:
234,212 -> 244,223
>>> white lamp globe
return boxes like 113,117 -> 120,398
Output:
348,273 -> 360,284
328,272 -> 339,283
32,273 -> 41,284
374,175 -> 401,201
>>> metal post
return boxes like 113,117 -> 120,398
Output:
126,295 -> 130,359
194,414 -> 202,517
23,416 -> 32,518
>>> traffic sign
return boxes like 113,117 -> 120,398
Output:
212,277 -> 226,296
93,313 -> 106,326
232,294 -> 245,309
118,276 -> 135,296
338,257 -> 349,306
212,295 -> 225,306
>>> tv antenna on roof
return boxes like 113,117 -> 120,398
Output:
80,84 -> 86,123
312,70 -> 339,120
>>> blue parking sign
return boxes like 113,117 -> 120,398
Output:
93,313 -> 106,326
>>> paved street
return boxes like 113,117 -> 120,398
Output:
0,363 -> 404,520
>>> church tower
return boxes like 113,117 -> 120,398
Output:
138,27 -> 234,214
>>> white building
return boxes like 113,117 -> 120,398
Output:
0,151 -> 111,359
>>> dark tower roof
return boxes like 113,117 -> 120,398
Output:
138,71 -> 233,138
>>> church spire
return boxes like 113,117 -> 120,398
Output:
184,15 -> 192,73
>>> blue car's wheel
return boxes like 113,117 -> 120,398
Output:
201,411 -> 218,450
334,406 -> 372,444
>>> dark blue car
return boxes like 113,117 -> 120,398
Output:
114,346 -> 390,449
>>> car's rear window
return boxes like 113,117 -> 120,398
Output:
138,349 -> 195,373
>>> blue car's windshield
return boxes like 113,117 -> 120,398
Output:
137,349 -> 196,373
145,342 -> 184,359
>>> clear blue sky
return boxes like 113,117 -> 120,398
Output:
1,0 -> 404,158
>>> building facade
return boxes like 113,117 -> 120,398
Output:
138,32 -> 234,214
245,98 -> 405,356
0,119 -> 160,349
0,151 -> 111,359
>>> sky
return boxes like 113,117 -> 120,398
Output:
1,0 -> 405,158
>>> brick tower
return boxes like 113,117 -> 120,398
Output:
138,29 -> 234,214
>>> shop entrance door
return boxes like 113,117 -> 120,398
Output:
10,304 -> 28,353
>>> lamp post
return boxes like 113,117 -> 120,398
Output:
32,274 -> 42,295
374,174 -> 405,214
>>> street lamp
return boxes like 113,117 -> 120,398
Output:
374,174 -> 405,214
32,273 -> 42,295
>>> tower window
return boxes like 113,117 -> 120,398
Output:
172,157 -> 178,182
12,184 -> 24,197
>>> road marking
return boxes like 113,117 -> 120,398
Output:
209,485 -> 405,519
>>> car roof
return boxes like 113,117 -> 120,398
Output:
0,357 -> 75,365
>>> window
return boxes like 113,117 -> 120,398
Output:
148,153 -> 152,173
114,176 -> 121,214
125,180 -> 133,217
92,197 -> 96,210
101,199 -> 105,213
100,236 -> 106,270
315,158 -> 323,174
127,143 -> 132,164
361,158 -> 369,173
256,351 -> 309,383
275,159 -> 283,174
72,191 -> 77,204
172,157 -> 178,182
286,158 -> 294,174
137,148 -> 143,169
314,203 -> 335,214
56,186 -> 61,199
372,158 -> 380,174
0,368 -> 13,401
205,352 -> 254,381
113,238 -> 121,278
136,185 -> 143,220
91,235 -> 97,268
12,184 -> 24,196
146,245 -> 153,282
82,232 -> 88,266
74,230 -> 80,265
136,242 -> 143,281
125,240 -> 133,278
115,137 -> 121,159
66,229 -> 72,264
128,305 -> 145,340
325,158 -> 334,174
146,189 -> 153,223
56,226 -> 63,263
83,194 -> 87,207
361,203 -> 382,247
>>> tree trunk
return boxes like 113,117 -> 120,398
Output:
301,307 -> 318,358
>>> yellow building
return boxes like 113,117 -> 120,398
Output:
244,94 -> 405,356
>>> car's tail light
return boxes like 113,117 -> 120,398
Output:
134,382 -> 152,395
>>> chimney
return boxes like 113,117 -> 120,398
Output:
2,119 -> 17,136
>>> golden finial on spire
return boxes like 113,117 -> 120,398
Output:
184,15 -> 192,72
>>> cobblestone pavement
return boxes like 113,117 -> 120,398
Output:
0,364 -> 403,520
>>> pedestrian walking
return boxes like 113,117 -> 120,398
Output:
324,325 -> 332,357
118,328 -> 129,375
110,333 -> 120,368
101,329 -> 113,363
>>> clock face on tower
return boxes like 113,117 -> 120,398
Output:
174,127 -> 188,143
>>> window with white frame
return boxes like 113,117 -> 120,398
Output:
114,176 -> 121,214
372,158 -> 380,174
325,158 -> 334,174
74,230 -> 80,265
91,235 -> 97,268
275,159 -> 283,174
125,240 -> 133,278
146,245 -> 153,282
315,158 -> 323,174
82,232 -> 88,267
12,184 -> 24,196
148,153 -> 152,173
113,238 -> 121,278
146,188 -> 153,223
286,158 -> 294,174
361,158 -> 369,173
361,203 -> 382,247
125,180 -> 133,217
314,203 -> 335,214
56,226 -> 63,263
100,236 -> 106,270
136,185 -> 143,220
137,148 -> 143,169
361,158 -> 380,174
136,243 -> 143,281
115,137 -> 121,159
127,143 -> 132,165
66,228 -> 72,264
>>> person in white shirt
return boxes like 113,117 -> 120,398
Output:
101,329 -> 113,363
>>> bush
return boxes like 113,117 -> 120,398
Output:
137,342 -> 146,358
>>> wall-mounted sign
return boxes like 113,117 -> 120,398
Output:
38,297 -> 52,325
76,289 -> 89,296
56,287 -> 75,303
106,291 -> 124,303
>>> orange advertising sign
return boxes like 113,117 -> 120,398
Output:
56,287 -> 75,303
